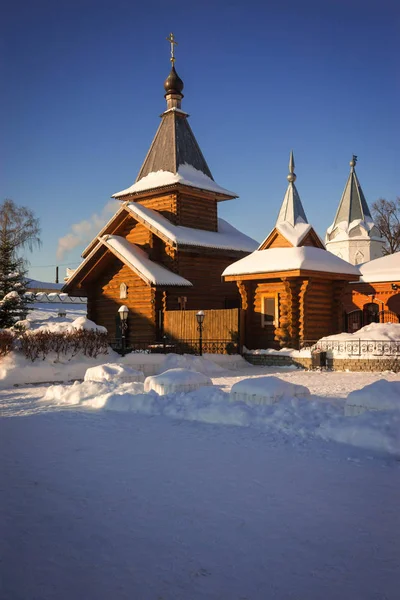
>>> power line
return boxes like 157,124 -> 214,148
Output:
29,261 -> 81,268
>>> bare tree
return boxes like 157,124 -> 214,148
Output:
371,197 -> 400,255
0,199 -> 41,328
0,199 -> 41,254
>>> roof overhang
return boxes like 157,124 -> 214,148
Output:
223,269 -> 360,282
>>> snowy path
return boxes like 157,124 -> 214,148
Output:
1,383 -> 400,600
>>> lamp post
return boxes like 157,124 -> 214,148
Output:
118,305 -> 129,357
196,310 -> 205,356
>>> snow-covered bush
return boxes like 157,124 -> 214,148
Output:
145,368 -> 212,395
18,329 -> 108,362
84,363 -> 145,383
0,329 -> 15,356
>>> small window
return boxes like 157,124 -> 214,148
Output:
354,251 -> 364,265
120,282 -> 127,299
261,295 -> 278,328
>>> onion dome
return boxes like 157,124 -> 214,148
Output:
164,66 -> 184,97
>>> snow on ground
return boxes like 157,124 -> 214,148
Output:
1,371 -> 400,600
23,301 -> 87,329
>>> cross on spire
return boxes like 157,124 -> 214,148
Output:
166,32 -> 178,64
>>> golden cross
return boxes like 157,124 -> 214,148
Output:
166,32 -> 178,64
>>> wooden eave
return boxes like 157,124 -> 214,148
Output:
62,243 -> 108,294
114,182 -> 236,203
82,204 -> 132,258
258,228 -> 291,250
224,269 -> 360,282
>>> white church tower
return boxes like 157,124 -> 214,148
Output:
325,156 -> 385,265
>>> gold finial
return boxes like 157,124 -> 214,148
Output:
287,150 -> 296,183
166,32 -> 178,64
350,154 -> 357,170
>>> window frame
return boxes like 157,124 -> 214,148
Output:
261,293 -> 279,328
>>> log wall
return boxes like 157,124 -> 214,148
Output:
177,193 -> 218,231
246,281 -> 287,349
138,193 -> 178,224
301,279 -> 334,341
87,259 -> 156,343
164,250 -> 240,311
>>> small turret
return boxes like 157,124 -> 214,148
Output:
325,156 -> 385,264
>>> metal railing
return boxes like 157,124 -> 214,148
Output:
109,338 -> 239,356
301,339 -> 400,357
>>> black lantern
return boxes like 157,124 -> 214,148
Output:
118,305 -> 129,356
196,310 -> 205,356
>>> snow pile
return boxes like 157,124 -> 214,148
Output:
44,380 -> 145,409
317,323 -> 400,359
318,410 -> 400,456
230,376 -> 310,405
84,363 -> 145,384
0,348 -> 120,387
320,322 -> 400,344
69,316 -> 107,333
345,380 -> 400,416
243,346 -> 311,358
144,368 -> 212,395
22,302 -> 87,331
40,377 -> 400,455
158,353 -> 225,375
113,163 -> 237,198
23,315 -> 106,334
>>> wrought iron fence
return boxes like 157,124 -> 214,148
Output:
301,339 -> 400,357
109,338 -> 239,356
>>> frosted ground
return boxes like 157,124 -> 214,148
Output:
1,349 -> 400,599
1,307 -> 400,598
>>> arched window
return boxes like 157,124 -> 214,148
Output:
363,302 -> 379,325
354,250 -> 364,265
120,282 -> 127,299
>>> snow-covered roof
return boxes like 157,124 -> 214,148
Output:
126,203 -> 259,252
112,164 -> 237,199
101,235 -> 192,287
27,279 -> 63,290
326,160 -> 381,242
259,152 -> 314,249
276,182 -> 308,229
223,246 -> 360,278
358,252 -> 400,283
326,217 -> 378,238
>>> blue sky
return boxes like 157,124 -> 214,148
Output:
2,0 -> 399,282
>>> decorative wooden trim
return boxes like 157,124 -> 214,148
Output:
237,280 -> 249,310
298,279 -> 310,341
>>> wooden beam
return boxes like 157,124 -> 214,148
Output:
224,269 -> 360,282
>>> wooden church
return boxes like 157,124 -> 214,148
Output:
222,153 -> 360,349
63,37 -> 258,343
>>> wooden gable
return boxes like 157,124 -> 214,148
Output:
258,226 -> 324,251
